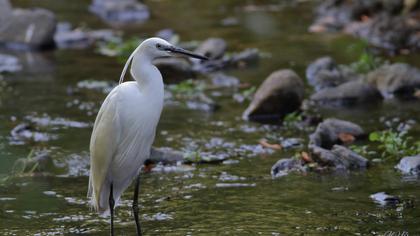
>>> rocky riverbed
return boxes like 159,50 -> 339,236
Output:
0,0 -> 419,235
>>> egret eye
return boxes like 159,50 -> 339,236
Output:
156,44 -> 162,49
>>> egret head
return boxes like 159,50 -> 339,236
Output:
140,37 -> 208,60
119,37 -> 208,84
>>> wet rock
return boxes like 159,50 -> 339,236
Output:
310,0 -> 420,53
193,48 -> 260,73
154,57 -> 195,83
310,0 -> 406,33
185,94 -> 219,112
370,192 -> 400,206
367,63 -> 420,98
309,118 -> 365,149
0,0 -> 12,19
194,38 -> 227,60
228,48 -> 260,68
0,4 -> 56,49
10,123 -> 56,144
306,57 -> 360,91
0,54 -> 21,73
310,145 -> 369,170
89,0 -> 150,25
345,14 -> 418,53
0,50 -> 54,75
54,22 -> 119,49
183,151 -> 228,164
243,69 -> 305,122
395,155 -> 420,175
149,147 -> 184,165
25,114 -> 89,128
209,72 -> 240,87
281,138 -> 303,149
271,158 -> 305,178
215,183 -> 256,188
54,28 -> 91,49
77,79 -> 116,93
311,79 -> 382,106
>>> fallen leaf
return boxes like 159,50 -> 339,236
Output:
259,139 -> 282,150
301,151 -> 313,163
338,133 -> 355,144
309,24 -> 327,33
360,15 -> 370,22
414,89 -> 420,98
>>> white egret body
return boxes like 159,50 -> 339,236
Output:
87,37 -> 207,235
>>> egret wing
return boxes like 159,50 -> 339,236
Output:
88,88 -> 121,211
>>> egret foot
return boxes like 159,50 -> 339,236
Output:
109,183 -> 115,236
133,173 -> 142,236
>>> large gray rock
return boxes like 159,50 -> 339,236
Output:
306,56 -> 361,91
0,0 -> 12,21
311,79 -> 382,106
0,6 -> 56,49
367,63 -> 420,98
89,0 -> 150,25
309,118 -> 365,149
395,155 -> 420,175
271,158 -> 305,178
243,69 -> 305,122
194,38 -> 227,60
310,145 -> 369,170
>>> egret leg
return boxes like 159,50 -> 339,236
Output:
109,183 -> 115,236
133,173 -> 142,236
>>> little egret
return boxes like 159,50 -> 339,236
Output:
88,37 -> 207,236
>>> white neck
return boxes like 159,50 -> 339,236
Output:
130,53 -> 164,100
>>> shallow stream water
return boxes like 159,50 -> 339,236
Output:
1,0 -> 419,235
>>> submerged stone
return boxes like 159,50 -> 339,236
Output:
395,155 -> 420,176
309,118 -> 365,149
367,63 -> 420,99
310,80 -> 382,106
370,192 -> 400,206
271,158 -> 305,178
0,54 -> 21,73
194,38 -> 227,60
149,147 -> 184,165
310,145 -> 369,170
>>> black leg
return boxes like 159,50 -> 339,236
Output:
133,173 -> 142,236
109,183 -> 115,236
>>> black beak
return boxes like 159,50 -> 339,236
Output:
164,45 -> 208,60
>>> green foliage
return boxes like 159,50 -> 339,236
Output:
241,86 -> 256,99
168,79 -> 206,95
96,37 -> 143,63
350,145 -> 376,157
369,130 -> 420,159
348,51 -> 384,74
283,112 -> 303,124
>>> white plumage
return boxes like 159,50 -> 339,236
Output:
88,38 -> 165,214
87,37 -> 207,235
